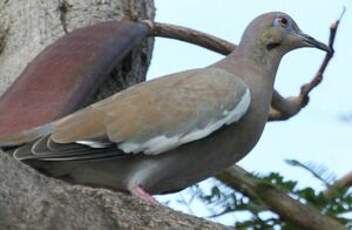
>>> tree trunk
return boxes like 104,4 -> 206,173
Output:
0,0 -> 226,229
0,154 -> 226,230
0,0 -> 154,98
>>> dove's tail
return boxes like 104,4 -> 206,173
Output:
0,123 -> 54,147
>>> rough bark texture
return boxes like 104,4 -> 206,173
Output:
0,0 -> 227,229
0,153 -> 226,230
0,0 -> 154,99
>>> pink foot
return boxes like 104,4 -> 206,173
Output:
131,185 -> 159,204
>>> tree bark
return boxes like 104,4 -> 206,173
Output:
0,0 -> 154,99
0,0 -> 227,229
0,153 -> 226,230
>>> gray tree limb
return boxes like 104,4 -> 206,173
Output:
325,171 -> 352,198
0,153 -> 226,230
216,166 -> 345,230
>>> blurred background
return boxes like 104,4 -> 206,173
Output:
147,0 -> 352,226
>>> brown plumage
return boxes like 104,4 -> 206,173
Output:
0,12 -> 329,202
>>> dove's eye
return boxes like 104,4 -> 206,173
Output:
273,17 -> 290,29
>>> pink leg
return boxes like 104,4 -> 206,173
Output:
131,185 -> 159,204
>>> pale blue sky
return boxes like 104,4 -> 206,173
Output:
148,0 -> 352,224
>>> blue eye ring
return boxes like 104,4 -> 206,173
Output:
273,16 -> 291,30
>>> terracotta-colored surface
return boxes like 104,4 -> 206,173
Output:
0,20 -> 148,136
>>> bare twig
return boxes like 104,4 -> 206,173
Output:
298,11 -> 343,96
285,159 -> 334,187
269,8 -> 344,121
216,165 -> 345,230
143,21 -> 236,55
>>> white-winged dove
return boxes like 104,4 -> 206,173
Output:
0,12 -> 329,203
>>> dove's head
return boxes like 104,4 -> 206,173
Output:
238,12 -> 330,57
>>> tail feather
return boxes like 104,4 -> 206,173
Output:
13,143 -> 36,160
0,123 -> 54,147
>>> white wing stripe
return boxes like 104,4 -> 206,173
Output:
118,88 -> 251,155
76,140 -> 111,148
225,88 -> 251,125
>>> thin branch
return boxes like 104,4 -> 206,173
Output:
269,9 -> 344,121
142,20 -> 236,55
216,165 -> 345,230
208,207 -> 236,219
299,11 -> 343,97
285,159 -> 333,187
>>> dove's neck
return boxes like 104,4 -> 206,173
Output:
212,43 -> 285,90
211,42 -> 287,121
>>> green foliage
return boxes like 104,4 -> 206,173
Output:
188,160 -> 352,229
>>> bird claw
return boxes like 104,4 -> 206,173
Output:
131,185 -> 159,204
